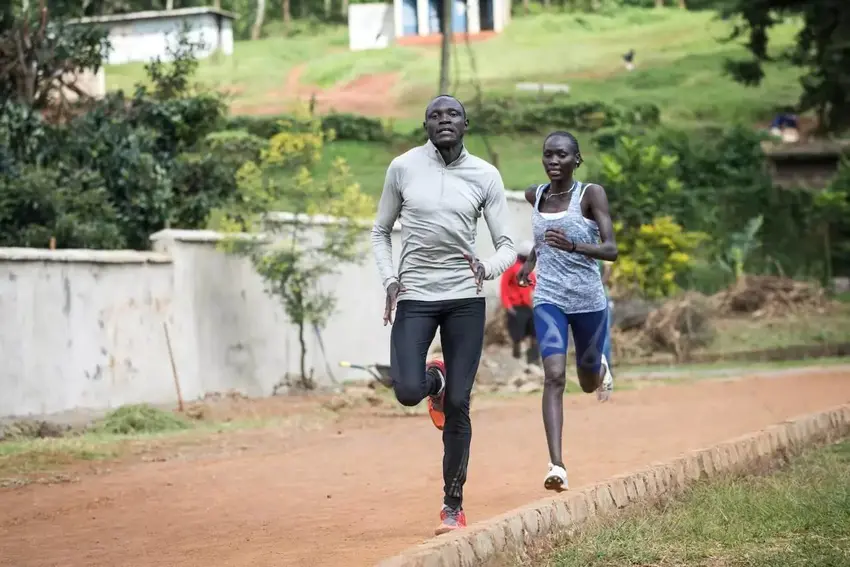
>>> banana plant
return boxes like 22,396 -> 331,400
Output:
717,214 -> 764,282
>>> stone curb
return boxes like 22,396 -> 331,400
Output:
375,403 -> 850,567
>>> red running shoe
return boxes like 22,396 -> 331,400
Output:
435,505 -> 466,535
426,359 -> 446,431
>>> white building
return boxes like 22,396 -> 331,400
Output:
349,0 -> 510,51
69,7 -> 236,66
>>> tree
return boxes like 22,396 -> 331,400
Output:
438,0 -> 452,93
209,107 -> 374,389
0,1 -> 110,115
721,0 -> 850,134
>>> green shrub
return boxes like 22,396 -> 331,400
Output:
224,111 -> 391,142
205,130 -> 269,169
0,165 -> 125,249
94,404 -> 191,435
472,96 -> 661,135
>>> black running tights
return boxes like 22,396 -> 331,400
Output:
389,297 -> 486,509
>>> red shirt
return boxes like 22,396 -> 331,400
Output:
500,260 -> 536,309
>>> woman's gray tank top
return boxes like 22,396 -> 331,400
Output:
531,182 -> 608,314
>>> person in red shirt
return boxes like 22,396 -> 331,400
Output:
500,240 -> 539,364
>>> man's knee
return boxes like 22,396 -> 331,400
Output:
444,389 -> 470,416
393,380 -> 425,407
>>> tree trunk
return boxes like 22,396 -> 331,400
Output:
252,0 -> 266,39
678,0 -> 686,8
655,0 -> 663,7
324,0 -> 331,18
298,320 -> 308,387
438,0 -> 452,94
166,0 -> 174,10
213,0 -> 221,8
282,0 -> 291,29
522,0 -> 529,14
341,0 -> 349,18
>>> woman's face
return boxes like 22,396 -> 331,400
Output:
542,135 -> 579,182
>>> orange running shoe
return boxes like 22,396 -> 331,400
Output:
435,505 -> 466,535
426,359 -> 446,431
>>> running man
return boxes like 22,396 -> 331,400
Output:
517,131 -> 618,493
370,95 -> 516,535
500,240 -> 540,365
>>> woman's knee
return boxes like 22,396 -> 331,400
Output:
576,366 -> 600,393
542,356 -> 567,389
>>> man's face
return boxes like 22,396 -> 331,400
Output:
423,97 -> 468,148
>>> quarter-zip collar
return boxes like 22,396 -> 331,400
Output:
425,139 -> 469,168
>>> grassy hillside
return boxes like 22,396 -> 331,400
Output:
103,8 -> 805,195
105,9 -> 802,127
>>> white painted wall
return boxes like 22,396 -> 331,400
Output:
0,192 -> 534,419
348,3 -> 395,51
70,9 -> 235,65
0,249 -> 175,417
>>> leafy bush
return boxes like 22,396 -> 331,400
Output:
613,216 -> 709,299
0,27 -> 242,250
225,111 -> 392,142
472,96 -> 660,135
0,165 -> 124,249
597,135 -> 685,230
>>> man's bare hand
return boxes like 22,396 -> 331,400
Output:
462,253 -> 486,294
383,281 -> 406,326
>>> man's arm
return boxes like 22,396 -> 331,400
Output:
480,170 -> 517,280
370,161 -> 403,290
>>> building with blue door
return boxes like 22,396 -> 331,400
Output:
393,0 -> 510,39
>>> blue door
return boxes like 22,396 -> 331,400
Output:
402,0 -> 418,36
452,0 -> 467,33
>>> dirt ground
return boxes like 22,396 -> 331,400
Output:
231,64 -> 402,117
2,369 -> 849,567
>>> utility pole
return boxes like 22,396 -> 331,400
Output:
438,0 -> 453,94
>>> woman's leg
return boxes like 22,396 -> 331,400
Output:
532,303 -> 570,469
568,309 -> 612,398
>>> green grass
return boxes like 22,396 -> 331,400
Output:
315,133 -> 575,194
706,307 -> 850,354
105,9 -> 802,128
531,439 -> 850,567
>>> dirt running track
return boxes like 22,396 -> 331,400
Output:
2,369 -> 849,567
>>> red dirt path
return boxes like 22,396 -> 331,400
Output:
231,64 -> 402,117
2,369 -> 849,567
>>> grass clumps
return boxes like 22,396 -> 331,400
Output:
94,404 -> 192,435
536,440 -> 850,567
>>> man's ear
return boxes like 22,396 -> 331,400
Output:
422,121 -> 427,131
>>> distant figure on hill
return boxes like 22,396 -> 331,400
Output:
770,112 -> 800,143
623,49 -> 635,71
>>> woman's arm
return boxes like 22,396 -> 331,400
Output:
524,184 -> 538,205
574,184 -> 618,262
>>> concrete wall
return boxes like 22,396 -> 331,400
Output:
0,192 -> 534,419
0,249 -> 175,417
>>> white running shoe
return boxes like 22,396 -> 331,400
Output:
597,354 -> 613,402
544,463 -> 568,492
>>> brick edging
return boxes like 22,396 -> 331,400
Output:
375,404 -> 850,567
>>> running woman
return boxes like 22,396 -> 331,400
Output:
517,130 -> 618,493
370,95 -> 516,535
